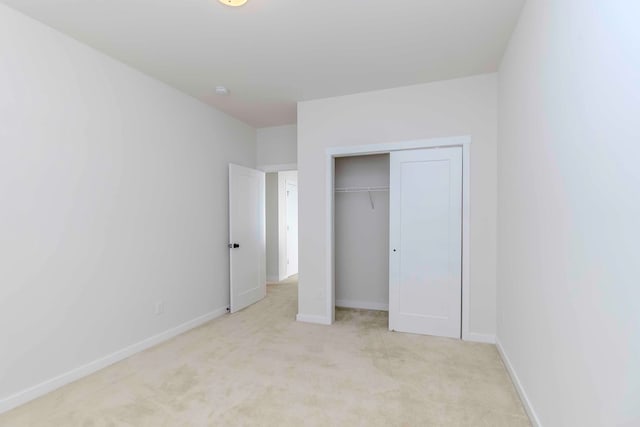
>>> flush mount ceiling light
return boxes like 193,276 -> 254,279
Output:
218,0 -> 248,6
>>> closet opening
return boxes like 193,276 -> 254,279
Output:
334,154 -> 390,328
326,137 -> 471,340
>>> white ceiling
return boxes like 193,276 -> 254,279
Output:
2,0 -> 524,127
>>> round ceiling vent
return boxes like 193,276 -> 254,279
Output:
215,86 -> 230,96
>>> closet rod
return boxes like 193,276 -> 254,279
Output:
334,186 -> 388,209
334,186 -> 389,193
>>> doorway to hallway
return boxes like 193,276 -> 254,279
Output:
265,170 -> 298,283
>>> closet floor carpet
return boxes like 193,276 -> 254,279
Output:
0,279 -> 529,426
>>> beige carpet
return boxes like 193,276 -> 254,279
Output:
0,281 -> 529,426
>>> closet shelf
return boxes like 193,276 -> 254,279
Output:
335,186 -> 389,209
334,186 -> 389,193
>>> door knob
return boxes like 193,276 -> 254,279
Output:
228,243 -> 240,249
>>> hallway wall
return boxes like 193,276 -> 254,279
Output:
266,173 -> 280,282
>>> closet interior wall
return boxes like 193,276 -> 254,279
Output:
334,154 -> 390,311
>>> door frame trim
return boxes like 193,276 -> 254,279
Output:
257,163 -> 297,173
325,136 -> 472,340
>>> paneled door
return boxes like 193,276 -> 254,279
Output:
229,164 -> 266,313
285,180 -> 298,277
389,147 -> 462,338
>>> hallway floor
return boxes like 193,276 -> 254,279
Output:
0,280 -> 529,426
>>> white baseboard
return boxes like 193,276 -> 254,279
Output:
296,313 -> 331,325
267,275 -> 280,284
0,306 -> 228,415
496,338 -> 541,427
335,300 -> 389,311
464,332 -> 496,344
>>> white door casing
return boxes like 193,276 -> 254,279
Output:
389,147 -> 462,338
229,164 -> 266,313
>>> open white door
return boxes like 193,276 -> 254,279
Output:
389,147 -> 462,338
285,180 -> 298,277
229,164 -> 266,313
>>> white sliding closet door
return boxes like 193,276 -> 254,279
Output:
389,147 -> 462,338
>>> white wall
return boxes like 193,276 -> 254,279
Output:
335,155 -> 390,310
297,74 -> 498,338
265,173 -> 279,282
278,171 -> 298,280
256,125 -> 297,168
0,4 -> 255,411
497,1 -> 640,426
